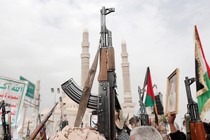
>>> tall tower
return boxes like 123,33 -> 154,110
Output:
121,40 -> 135,117
81,28 -> 90,88
39,28 -> 91,133
80,28 -> 91,127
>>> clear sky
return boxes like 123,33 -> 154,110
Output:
1,0 -> 210,125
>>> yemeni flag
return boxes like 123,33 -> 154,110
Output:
194,25 -> 210,118
143,67 -> 159,124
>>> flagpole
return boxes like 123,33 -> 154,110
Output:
142,67 -> 149,102
153,84 -> 159,126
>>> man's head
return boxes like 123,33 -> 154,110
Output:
129,116 -> 140,128
203,122 -> 210,139
130,126 -> 163,140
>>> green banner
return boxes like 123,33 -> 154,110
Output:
20,76 -> 35,99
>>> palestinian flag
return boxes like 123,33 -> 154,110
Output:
194,25 -> 210,118
144,67 -> 159,124
144,67 -> 156,107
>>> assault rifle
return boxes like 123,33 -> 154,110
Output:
29,102 -> 58,140
0,100 -> 11,140
97,6 -> 117,140
184,77 -> 205,140
138,86 -> 149,126
61,6 -> 119,140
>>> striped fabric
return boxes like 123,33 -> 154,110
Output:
116,129 -> 130,140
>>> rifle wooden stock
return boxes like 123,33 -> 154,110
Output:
30,123 -> 44,140
30,102 -> 58,140
98,48 -> 108,81
40,126 -> 47,140
190,121 -> 205,140
107,47 -> 115,71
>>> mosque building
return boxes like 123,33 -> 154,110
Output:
42,28 -> 136,134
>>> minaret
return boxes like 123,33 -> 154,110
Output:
41,29 -> 91,132
121,40 -> 135,117
80,28 -> 91,127
54,28 -> 90,130
81,28 -> 90,88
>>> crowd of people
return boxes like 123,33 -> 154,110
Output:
115,111 -> 210,140
50,110 -> 210,140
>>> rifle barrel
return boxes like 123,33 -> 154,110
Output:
29,102 -> 58,140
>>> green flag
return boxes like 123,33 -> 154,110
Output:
194,25 -> 210,118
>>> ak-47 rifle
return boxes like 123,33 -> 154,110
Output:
184,77 -> 205,140
97,6 -> 117,140
138,86 -> 149,126
29,102 -> 58,140
0,100 -> 11,140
